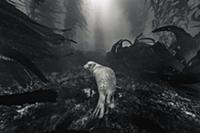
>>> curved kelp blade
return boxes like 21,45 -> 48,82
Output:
152,25 -> 191,38
0,47 -> 48,83
0,89 -> 57,105
152,25 -> 198,63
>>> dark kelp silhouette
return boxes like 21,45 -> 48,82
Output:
0,0 -> 72,87
0,89 -> 57,105
152,25 -> 198,64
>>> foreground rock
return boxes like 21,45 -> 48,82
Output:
0,71 -> 200,133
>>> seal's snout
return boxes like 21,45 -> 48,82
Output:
83,64 -> 87,69
83,62 -> 90,70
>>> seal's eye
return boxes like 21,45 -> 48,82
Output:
88,63 -> 96,69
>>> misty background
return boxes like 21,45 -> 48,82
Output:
72,0 -> 150,52
9,0 -> 200,72
16,0 -> 150,52
14,0 -> 200,52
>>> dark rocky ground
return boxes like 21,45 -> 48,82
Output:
0,66 -> 200,133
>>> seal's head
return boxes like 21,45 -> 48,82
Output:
84,61 -> 100,73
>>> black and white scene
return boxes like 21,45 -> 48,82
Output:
0,0 -> 200,133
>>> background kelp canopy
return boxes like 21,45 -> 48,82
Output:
147,0 -> 200,45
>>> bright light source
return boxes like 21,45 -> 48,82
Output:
89,0 -> 110,11
90,0 -> 106,6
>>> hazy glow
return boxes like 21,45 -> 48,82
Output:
90,0 -> 110,9
79,0 -> 131,51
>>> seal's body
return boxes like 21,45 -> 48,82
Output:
84,61 -> 116,118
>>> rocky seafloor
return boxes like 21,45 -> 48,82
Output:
0,69 -> 200,133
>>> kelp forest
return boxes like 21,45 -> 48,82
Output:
0,0 -> 200,133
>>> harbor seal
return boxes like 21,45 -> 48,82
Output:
84,61 -> 116,118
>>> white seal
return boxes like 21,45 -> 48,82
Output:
84,61 -> 116,118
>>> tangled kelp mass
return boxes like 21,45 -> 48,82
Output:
108,25 -> 200,84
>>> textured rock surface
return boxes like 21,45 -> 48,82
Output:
0,70 -> 200,133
